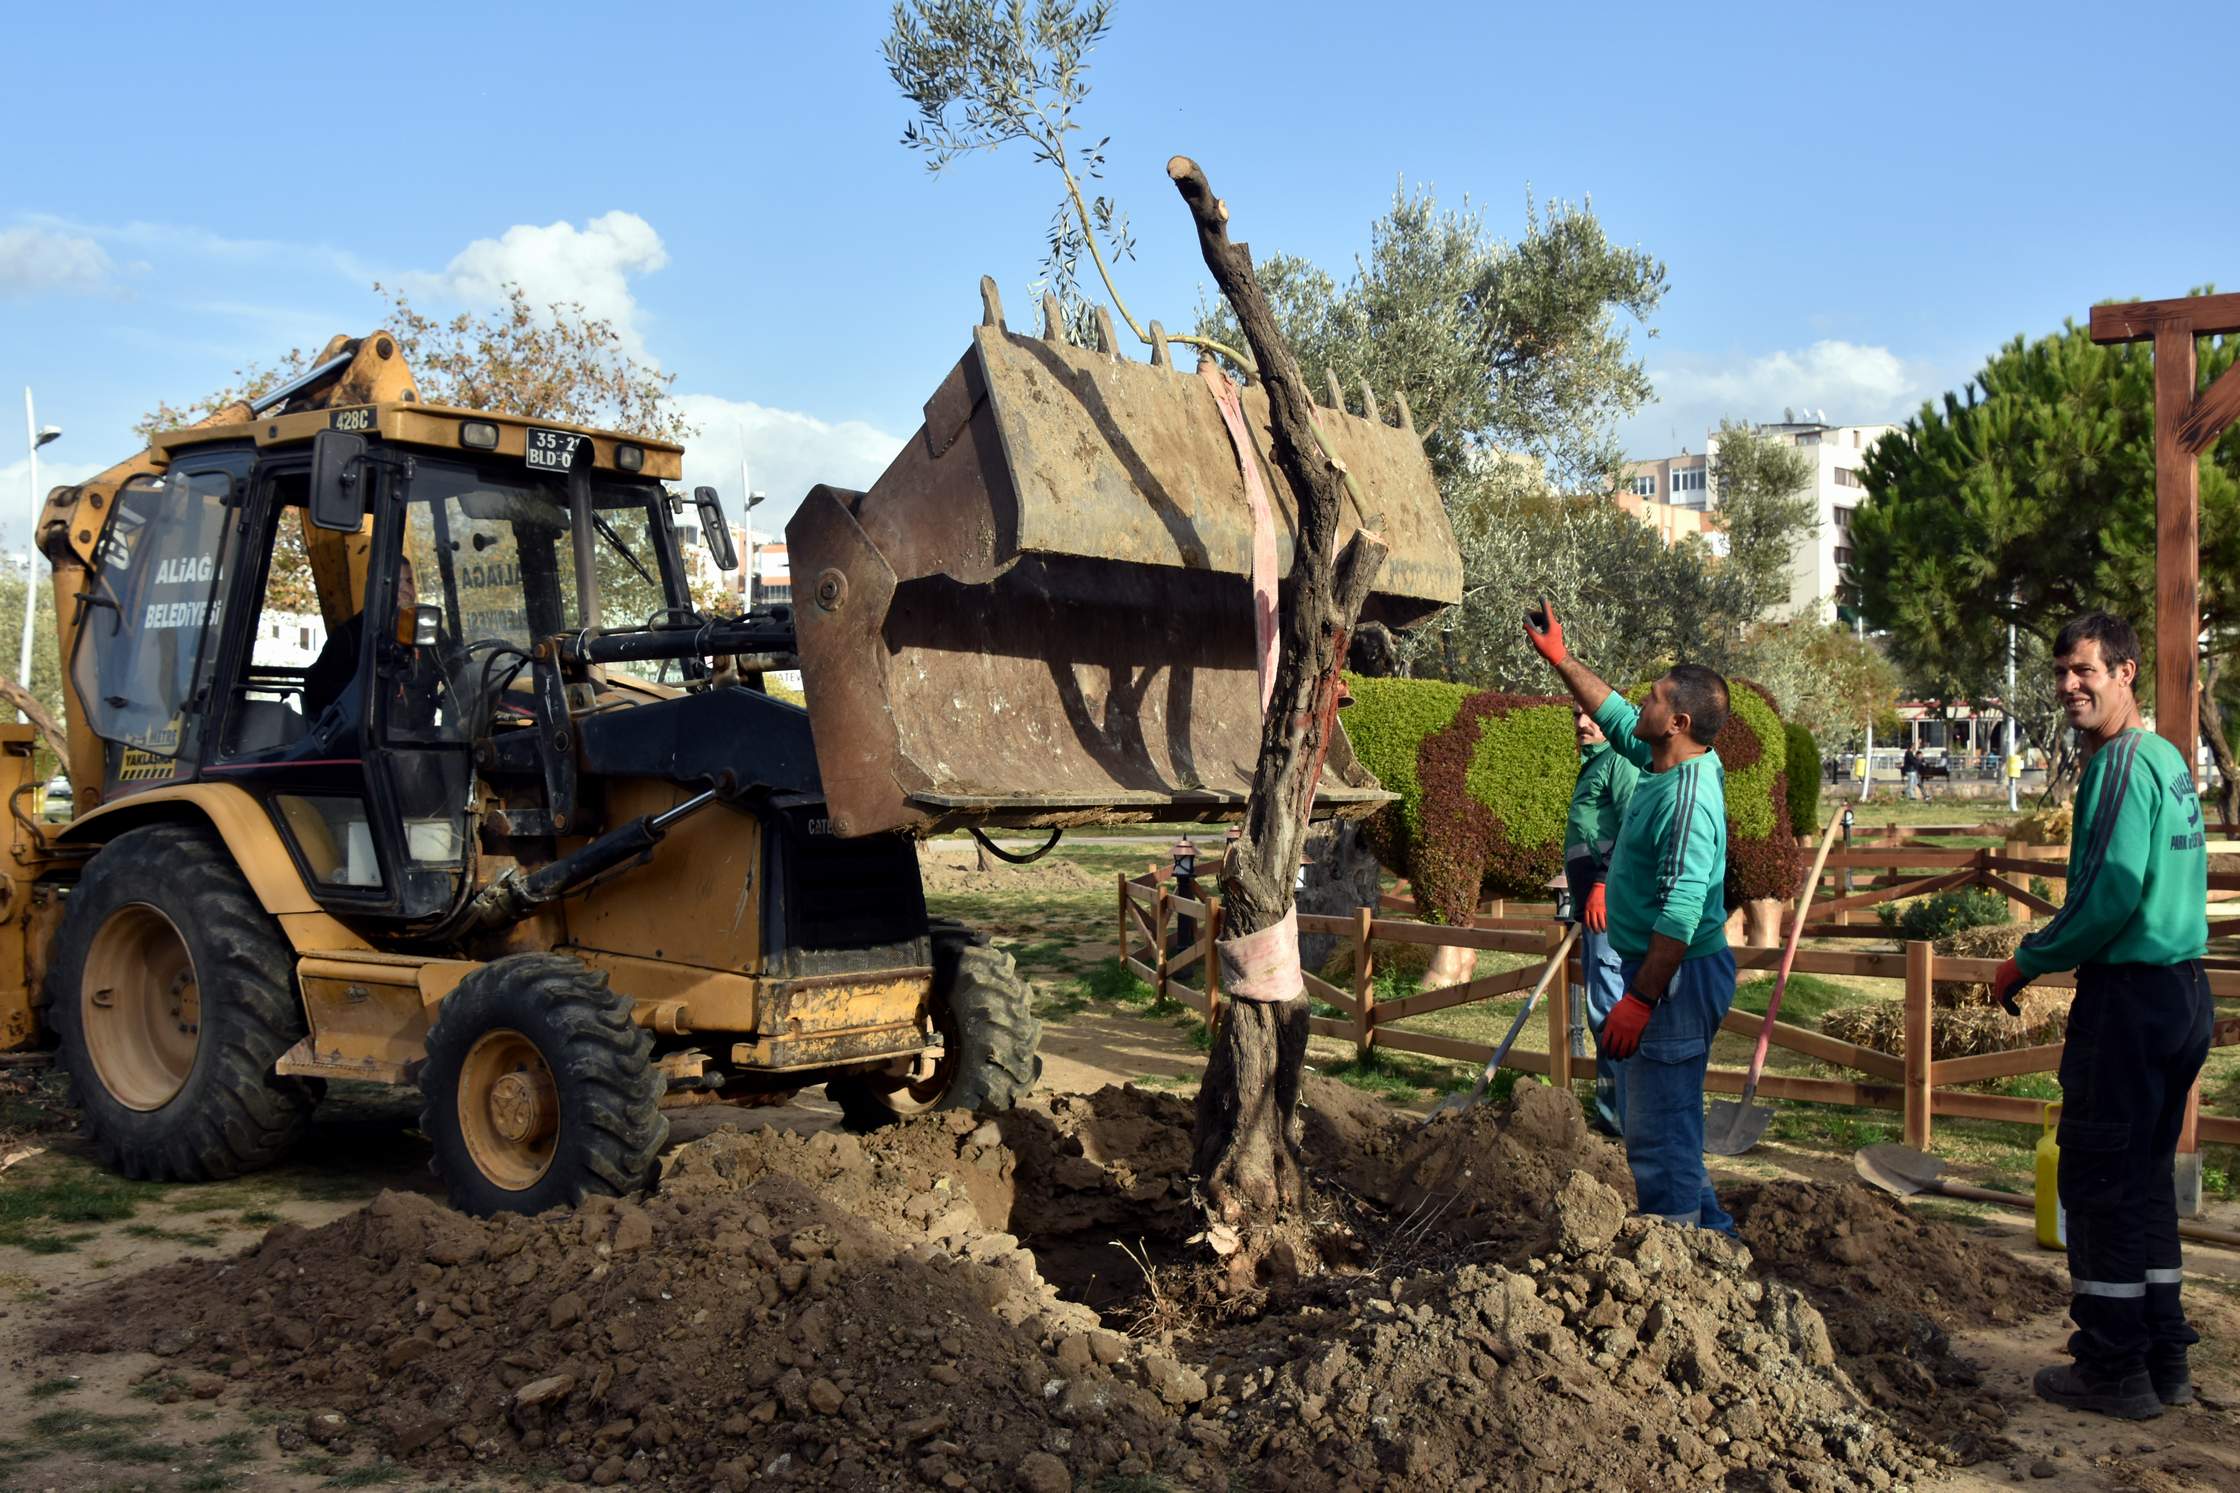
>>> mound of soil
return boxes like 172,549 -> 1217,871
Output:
916,847 -> 1110,896
1729,1179 -> 2065,1462
48,1080 -> 2045,1488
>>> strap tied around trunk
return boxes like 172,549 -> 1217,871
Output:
1217,906 -> 1302,1003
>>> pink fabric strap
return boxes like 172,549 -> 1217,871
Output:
1196,361 -> 1280,715
1218,907 -> 1302,1003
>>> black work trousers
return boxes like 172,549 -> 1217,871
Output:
2056,960 -> 2212,1377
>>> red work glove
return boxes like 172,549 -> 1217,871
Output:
1524,599 -> 1567,665
1991,957 -> 2030,1018
1583,882 -> 1607,932
1601,992 -> 1655,1060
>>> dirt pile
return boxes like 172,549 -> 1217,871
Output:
1190,1169 -> 1927,1491
47,1081 -> 2040,1488
1729,1179 -> 2065,1462
916,847 -> 1111,896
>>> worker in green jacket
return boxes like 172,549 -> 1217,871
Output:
1529,601 -> 1736,1232
1566,707 -> 1640,1135
1993,611 -> 2210,1420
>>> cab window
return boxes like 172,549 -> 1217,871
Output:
75,466 -> 241,758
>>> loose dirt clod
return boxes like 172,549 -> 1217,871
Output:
45,1079 -> 2046,1488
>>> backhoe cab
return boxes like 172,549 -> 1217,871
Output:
11,304 -> 1457,1216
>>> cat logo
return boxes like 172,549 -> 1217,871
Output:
116,749 -> 177,783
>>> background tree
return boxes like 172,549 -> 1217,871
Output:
1850,306 -> 2240,814
1707,420 -> 1818,619
1738,616 -> 1901,748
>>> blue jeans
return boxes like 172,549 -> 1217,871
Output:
1581,927 -> 1627,1133
1617,947 -> 1738,1234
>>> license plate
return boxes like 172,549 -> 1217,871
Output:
525,427 -> 588,472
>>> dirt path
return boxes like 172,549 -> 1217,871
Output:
5,997 -> 2240,1490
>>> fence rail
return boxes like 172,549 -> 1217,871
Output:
1118,830 -> 2240,1152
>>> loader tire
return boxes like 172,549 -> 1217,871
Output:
419,954 -> 667,1217
828,939 -> 1042,1131
47,824 -> 315,1182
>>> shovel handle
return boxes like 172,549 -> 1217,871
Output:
1931,1179 -> 2240,1249
1466,926 -> 1579,1097
1742,810 -> 1849,1094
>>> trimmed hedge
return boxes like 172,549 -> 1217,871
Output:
1341,673 -> 1804,923
1785,721 -> 1821,837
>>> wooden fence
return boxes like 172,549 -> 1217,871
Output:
1118,836 -> 2240,1151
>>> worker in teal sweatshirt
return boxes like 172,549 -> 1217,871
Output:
1528,601 -> 1736,1232
1566,707 -> 1641,1135
1992,612 -> 2210,1421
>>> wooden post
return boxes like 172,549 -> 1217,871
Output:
1154,882 -> 1172,1004
2003,839 -> 2030,921
1904,940 -> 1934,1150
1546,921 -> 1572,1091
1353,905 -> 1375,1060
1203,895 -> 1224,1034
1117,871 -> 1129,966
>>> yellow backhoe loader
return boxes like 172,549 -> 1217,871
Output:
1,286 -> 1457,1214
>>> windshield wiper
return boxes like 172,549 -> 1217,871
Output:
591,512 -> 660,594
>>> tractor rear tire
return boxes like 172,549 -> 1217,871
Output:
419,954 -> 667,1217
828,939 -> 1042,1131
47,824 -> 315,1181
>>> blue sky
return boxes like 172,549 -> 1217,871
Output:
3,1 -> 2234,547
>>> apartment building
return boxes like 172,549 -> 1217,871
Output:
1622,417 -> 1897,623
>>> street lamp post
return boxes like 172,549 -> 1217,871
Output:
19,389 -> 60,719
1857,604 -> 1872,801
2006,615 -> 2019,813
745,490 -> 766,605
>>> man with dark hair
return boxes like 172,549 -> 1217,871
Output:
1994,609 -> 2209,1419
1528,601 -> 1737,1232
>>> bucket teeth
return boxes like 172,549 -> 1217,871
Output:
1041,293 -> 1066,341
1359,379 -> 1381,425
1148,321 -> 1171,369
1325,368 -> 1346,411
979,276 -> 1005,330
1094,306 -> 1120,358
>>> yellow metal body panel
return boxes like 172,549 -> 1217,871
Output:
281,955 -> 434,1083
567,783 -> 763,970
61,783 -> 323,916
0,726 -> 52,1050
147,403 -> 685,480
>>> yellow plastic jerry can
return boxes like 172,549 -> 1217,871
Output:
2035,1102 -> 2065,1250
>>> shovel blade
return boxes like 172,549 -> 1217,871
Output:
1853,1142 -> 1943,1198
1702,1098 -> 1772,1156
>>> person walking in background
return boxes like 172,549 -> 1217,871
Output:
1527,600 -> 1737,1233
1993,612 -> 2210,1420
1565,707 -> 1640,1136
1902,744 -> 1924,800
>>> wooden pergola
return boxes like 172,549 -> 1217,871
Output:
2088,290 -> 2240,1206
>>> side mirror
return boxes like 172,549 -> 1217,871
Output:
412,604 -> 443,648
693,485 -> 737,571
309,430 -> 367,531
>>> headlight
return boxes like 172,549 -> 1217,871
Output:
460,420 -> 500,449
615,443 -> 645,472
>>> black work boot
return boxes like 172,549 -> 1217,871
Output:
2033,1362 -> 2164,1419
2147,1349 -> 2194,1407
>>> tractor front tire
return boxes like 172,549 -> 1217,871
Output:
828,939 -> 1042,1131
47,824 -> 315,1181
419,954 -> 667,1217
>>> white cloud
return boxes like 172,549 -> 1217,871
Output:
1627,339 -> 1948,453
0,225 -> 113,296
671,393 -> 903,540
412,212 -> 669,355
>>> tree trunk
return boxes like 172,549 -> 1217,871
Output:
1169,157 -> 1390,1243
2199,654 -> 2240,827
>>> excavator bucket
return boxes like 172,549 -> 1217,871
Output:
787,285 -> 1461,838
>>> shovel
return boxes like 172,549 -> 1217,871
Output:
1855,1144 -> 2240,1248
1704,809 -> 1849,1156
1421,925 -> 1579,1128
